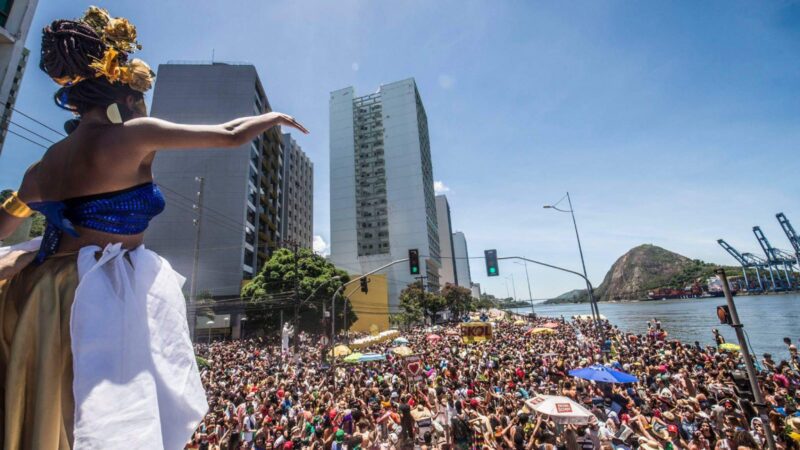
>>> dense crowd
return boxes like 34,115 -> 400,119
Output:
186,314 -> 800,450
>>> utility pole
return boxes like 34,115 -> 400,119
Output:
292,240 -> 300,352
717,269 -> 777,450
188,176 -> 205,343
516,260 -> 535,316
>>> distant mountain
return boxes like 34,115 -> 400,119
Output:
546,244 -> 735,303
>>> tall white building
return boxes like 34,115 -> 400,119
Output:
330,78 -> 440,309
0,0 -> 38,156
452,231 -> 472,289
435,195 -> 457,288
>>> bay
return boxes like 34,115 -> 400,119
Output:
509,293 -> 800,363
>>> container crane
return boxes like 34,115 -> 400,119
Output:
752,226 -> 794,290
776,212 -> 800,270
717,239 -> 765,291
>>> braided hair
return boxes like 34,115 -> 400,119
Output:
40,19 -> 143,131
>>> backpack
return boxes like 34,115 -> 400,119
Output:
451,417 -> 470,442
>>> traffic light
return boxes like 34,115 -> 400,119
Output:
485,249 -> 499,277
360,277 -> 369,294
409,249 -> 420,275
716,305 -> 732,325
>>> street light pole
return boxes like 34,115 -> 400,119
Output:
514,260 -> 535,316
544,192 -> 600,326
717,269 -> 778,450
510,274 -> 518,301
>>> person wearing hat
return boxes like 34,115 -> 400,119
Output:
331,429 -> 346,450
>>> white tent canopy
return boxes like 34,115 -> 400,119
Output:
524,395 -> 594,425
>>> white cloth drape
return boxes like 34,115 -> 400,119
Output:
1,240 -> 207,449
72,243 -> 207,449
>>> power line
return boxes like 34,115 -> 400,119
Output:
0,100 -> 66,137
8,120 -> 58,145
6,129 -> 49,149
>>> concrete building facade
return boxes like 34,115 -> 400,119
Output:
280,133 -> 313,249
435,195 -> 457,288
452,231 -> 472,290
146,63 -> 283,302
0,0 -> 38,155
330,78 -> 440,310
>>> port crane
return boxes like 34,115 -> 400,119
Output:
717,239 -> 766,291
776,213 -> 800,270
752,226 -> 796,290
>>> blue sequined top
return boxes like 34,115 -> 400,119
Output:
28,182 -> 166,263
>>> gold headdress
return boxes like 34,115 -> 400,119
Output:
78,6 -> 154,92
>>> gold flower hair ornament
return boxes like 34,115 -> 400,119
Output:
88,47 -> 155,93
81,6 -> 142,53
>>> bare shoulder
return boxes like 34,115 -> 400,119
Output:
17,161 -> 42,202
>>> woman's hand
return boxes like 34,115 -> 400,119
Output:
268,112 -> 309,134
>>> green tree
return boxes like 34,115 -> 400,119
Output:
441,283 -> 474,319
241,248 -> 353,335
398,281 -> 446,325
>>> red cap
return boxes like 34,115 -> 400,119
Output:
668,424 -> 678,434
284,442 -> 293,450
470,398 -> 479,408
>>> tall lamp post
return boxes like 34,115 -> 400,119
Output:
514,260 -> 535,316
544,192 -> 600,326
206,319 -> 214,345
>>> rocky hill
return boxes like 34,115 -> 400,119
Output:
546,244 -> 735,303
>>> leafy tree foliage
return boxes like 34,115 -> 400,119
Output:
398,281 -> 446,326
241,248 -> 354,335
441,283 -> 474,319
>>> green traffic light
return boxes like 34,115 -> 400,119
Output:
412,267 -> 419,274
489,267 -> 496,274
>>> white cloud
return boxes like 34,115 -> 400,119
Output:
313,235 -> 330,256
438,74 -> 455,90
351,62 -> 360,71
434,181 -> 450,194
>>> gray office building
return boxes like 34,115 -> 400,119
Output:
280,133 -> 313,249
452,231 -> 472,290
0,0 -> 39,155
146,63 -> 283,306
435,195 -> 457,288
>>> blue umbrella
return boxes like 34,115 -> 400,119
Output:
393,337 -> 409,345
569,364 -> 638,384
358,353 -> 386,363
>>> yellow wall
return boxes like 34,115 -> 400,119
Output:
345,273 -> 390,333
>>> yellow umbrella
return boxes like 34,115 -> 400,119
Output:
331,345 -> 352,357
528,327 -> 556,335
514,319 -> 526,325
391,345 -> 413,356
719,343 -> 741,352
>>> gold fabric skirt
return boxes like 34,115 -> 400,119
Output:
0,253 -> 76,450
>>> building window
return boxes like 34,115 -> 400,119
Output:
0,0 -> 13,27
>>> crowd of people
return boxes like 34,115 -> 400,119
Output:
186,314 -> 800,450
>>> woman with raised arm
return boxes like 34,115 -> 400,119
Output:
0,7 -> 307,450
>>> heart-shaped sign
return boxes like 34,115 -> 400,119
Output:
407,361 -> 421,376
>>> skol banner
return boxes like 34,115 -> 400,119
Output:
460,322 -> 492,343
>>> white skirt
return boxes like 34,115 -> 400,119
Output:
0,240 -> 208,450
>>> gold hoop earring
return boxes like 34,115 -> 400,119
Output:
106,103 -> 123,124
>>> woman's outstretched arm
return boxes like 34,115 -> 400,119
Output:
124,111 -> 308,152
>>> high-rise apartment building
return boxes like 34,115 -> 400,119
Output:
452,231 -> 472,289
330,78 -> 440,308
280,133 -> 313,249
0,0 -> 39,156
435,195 -> 457,287
146,63 -> 283,302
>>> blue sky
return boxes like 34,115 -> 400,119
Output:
1,1 -> 798,299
